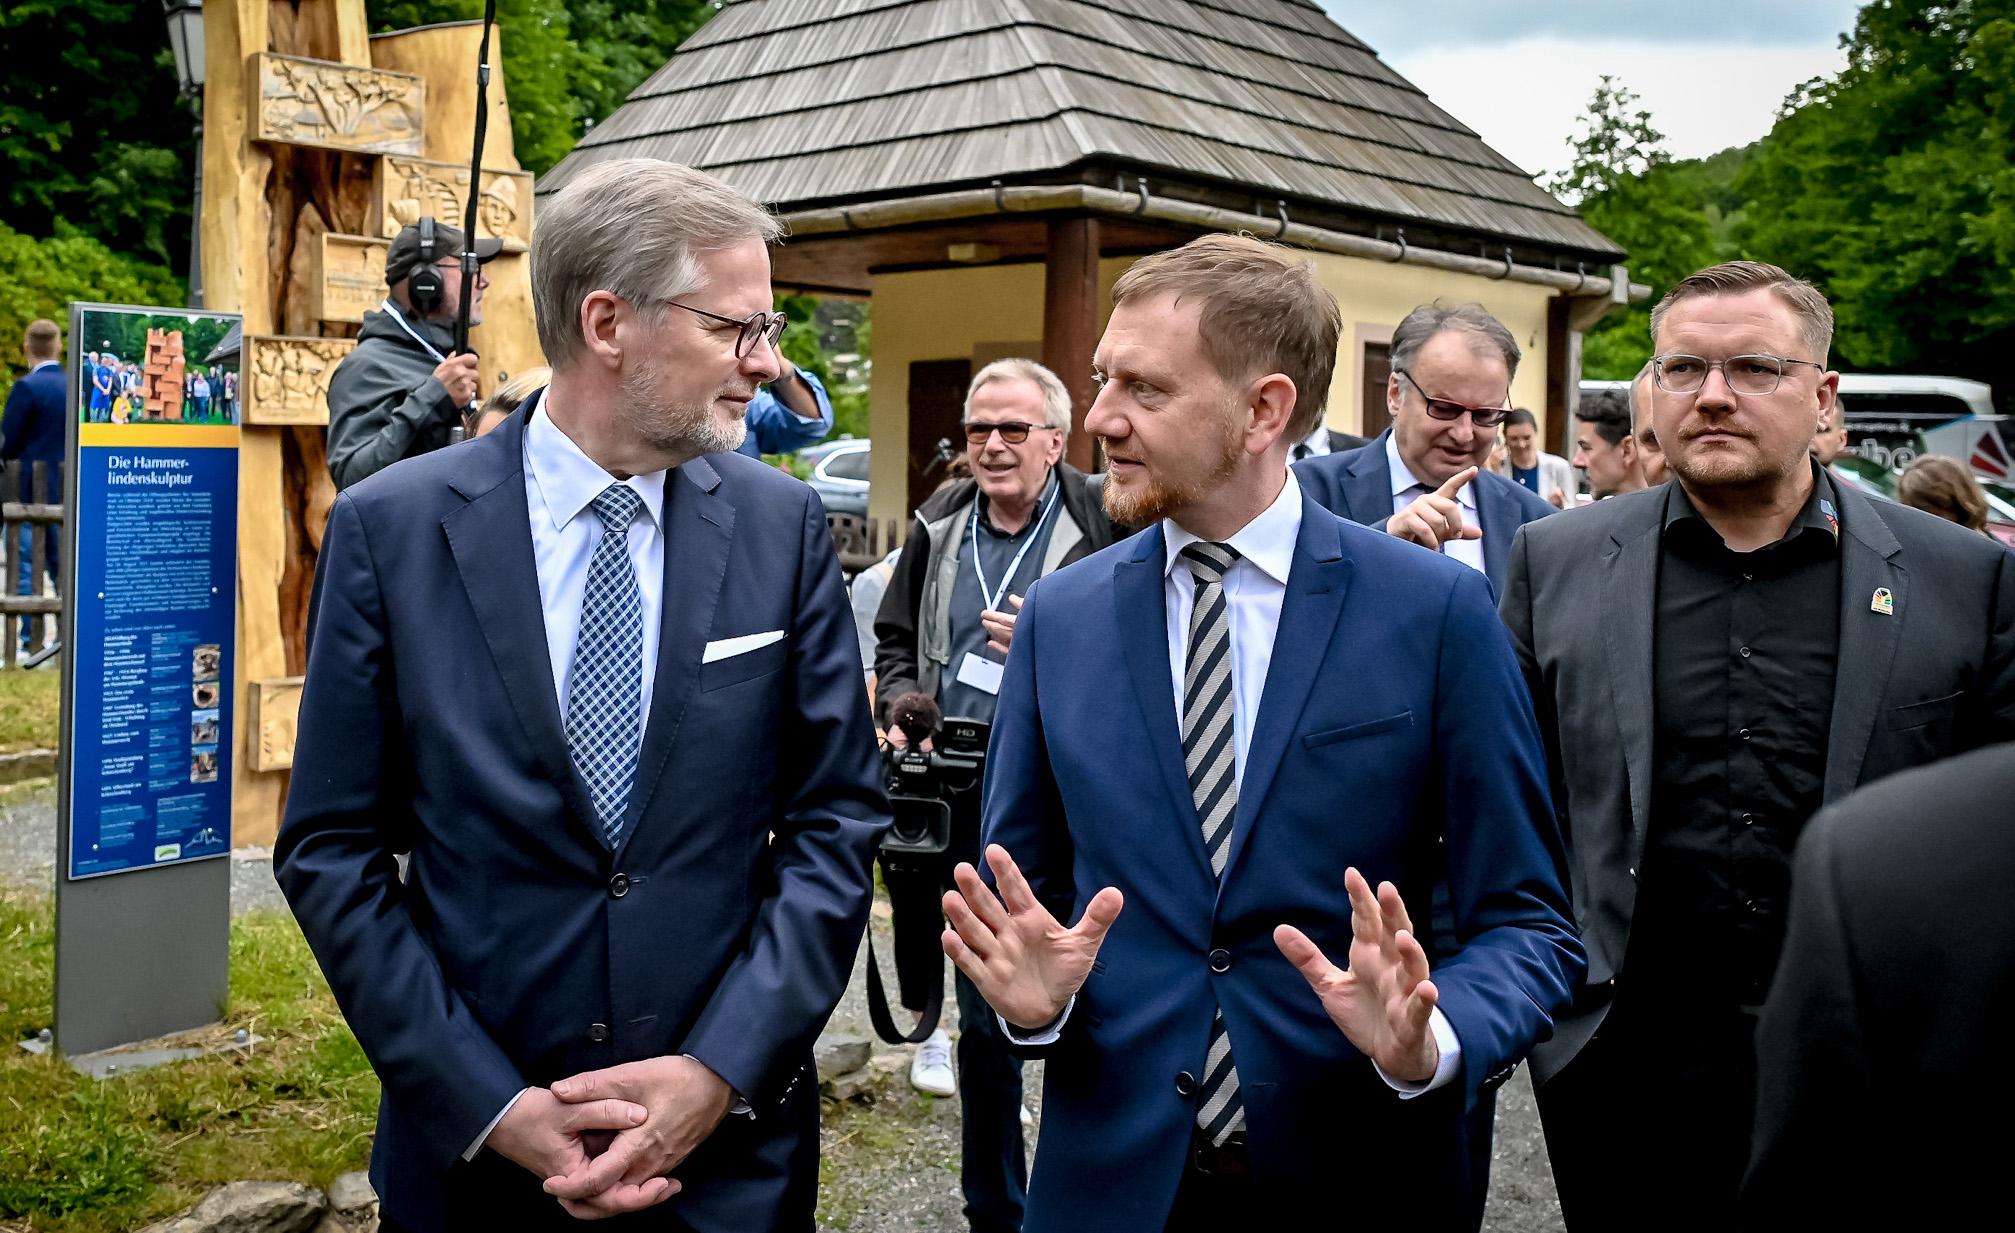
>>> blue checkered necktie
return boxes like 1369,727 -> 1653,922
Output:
566,483 -> 646,846
1180,540 -> 1245,1145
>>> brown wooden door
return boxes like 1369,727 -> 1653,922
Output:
906,358 -> 972,516
1360,341 -> 1392,439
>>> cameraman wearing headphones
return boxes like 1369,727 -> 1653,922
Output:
326,218 -> 501,490
872,358 -> 1121,1233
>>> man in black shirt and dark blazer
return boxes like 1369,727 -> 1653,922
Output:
1499,261 -> 2015,1229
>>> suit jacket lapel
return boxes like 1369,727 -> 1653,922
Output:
1218,510 -> 1350,888
1114,527 -> 1215,882
1823,484 -> 1904,800
1341,434 -> 1394,526
1479,479 -> 1514,589
616,455 -> 733,854
1600,510 -> 1661,864
442,403 -> 603,847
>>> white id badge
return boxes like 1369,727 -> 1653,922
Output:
955,652 -> 1005,696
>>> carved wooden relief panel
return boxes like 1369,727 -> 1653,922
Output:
374,156 -> 533,253
242,335 -> 357,426
250,53 -> 425,155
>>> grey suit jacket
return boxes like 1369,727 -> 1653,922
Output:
1499,479 -> 2015,1082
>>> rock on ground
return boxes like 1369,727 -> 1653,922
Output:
133,1180 -> 327,1233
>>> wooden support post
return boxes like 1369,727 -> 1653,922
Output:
1545,295 -> 1578,460
1042,216 -> 1101,472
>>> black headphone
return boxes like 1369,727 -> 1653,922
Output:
407,216 -> 445,314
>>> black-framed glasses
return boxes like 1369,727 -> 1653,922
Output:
1652,353 -> 1824,396
1396,369 -> 1511,427
962,420 -> 1053,445
660,300 -> 788,358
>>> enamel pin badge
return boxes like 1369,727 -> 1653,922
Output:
1871,587 -> 1895,616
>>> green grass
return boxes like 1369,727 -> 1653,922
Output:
0,671 -> 58,755
0,885 -> 378,1231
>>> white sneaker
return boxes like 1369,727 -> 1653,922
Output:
910,1029 -> 955,1096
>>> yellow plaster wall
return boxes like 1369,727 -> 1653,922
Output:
866,259 -> 1131,528
1309,252 -> 1555,438
865,250 -> 1558,526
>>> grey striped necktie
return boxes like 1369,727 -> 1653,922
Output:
1179,540 -> 1244,1145
567,483 -> 646,846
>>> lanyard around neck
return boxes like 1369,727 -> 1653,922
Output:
379,299 -> 447,363
970,481 -> 1061,614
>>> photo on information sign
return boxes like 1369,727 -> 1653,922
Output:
75,307 -> 240,427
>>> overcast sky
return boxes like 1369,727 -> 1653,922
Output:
1318,1 -> 1864,177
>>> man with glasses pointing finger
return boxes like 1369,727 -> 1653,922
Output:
1295,302 -> 1557,597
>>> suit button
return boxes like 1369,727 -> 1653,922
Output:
609,873 -> 629,899
1175,1071 -> 1197,1097
1208,948 -> 1231,973
588,1023 -> 610,1042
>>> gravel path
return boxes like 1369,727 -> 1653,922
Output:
1,783 -> 1560,1230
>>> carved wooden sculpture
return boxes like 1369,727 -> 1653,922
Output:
202,1 -> 538,845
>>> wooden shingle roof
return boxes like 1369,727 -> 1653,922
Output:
539,0 -> 1623,261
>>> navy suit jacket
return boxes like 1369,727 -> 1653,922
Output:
981,494 -> 1583,1229
276,402 -> 889,1231
2,363 -> 68,490
1294,430 -> 1558,595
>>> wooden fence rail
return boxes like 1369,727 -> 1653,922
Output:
0,461 -> 63,669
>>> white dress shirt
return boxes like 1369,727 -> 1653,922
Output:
525,406 -> 667,722
466,405 -> 671,1159
1289,423 -> 1331,461
1008,471 -> 1459,1098
1386,431 -> 1485,577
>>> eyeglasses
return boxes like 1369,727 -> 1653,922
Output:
660,300 -> 788,358
962,421 -> 1053,445
1395,369 -> 1511,427
1652,353 -> 1824,396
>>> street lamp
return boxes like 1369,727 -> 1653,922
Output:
162,0 -> 205,307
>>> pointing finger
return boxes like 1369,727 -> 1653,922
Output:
1434,466 -> 1479,500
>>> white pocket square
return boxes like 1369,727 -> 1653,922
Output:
702,630 -> 785,664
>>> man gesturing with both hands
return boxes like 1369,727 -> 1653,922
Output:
942,235 -> 1582,1231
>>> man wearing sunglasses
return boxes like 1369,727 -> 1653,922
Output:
1294,302 -> 1557,597
871,357 -> 1121,1233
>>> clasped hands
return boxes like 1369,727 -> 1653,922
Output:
487,1054 -> 734,1220
942,846 -> 1439,1083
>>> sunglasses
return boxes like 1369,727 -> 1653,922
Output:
1396,369 -> 1511,428
660,300 -> 789,358
962,421 -> 1053,445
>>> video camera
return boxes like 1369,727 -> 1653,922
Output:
882,693 -> 988,857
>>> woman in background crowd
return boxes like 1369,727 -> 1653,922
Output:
1897,455 -> 1992,536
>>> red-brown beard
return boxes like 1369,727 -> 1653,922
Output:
1099,407 -> 1245,527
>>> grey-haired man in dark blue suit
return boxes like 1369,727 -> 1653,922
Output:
278,159 -> 887,1233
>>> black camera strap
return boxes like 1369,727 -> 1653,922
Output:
864,930 -> 943,1045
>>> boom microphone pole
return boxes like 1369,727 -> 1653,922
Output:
453,0 -> 499,358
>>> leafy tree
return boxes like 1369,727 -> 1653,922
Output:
371,0 -> 718,175
0,220 -> 184,400
1549,78 -> 1723,377
0,1 -> 198,266
1736,0 -> 2015,396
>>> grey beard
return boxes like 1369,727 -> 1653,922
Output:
617,368 -> 747,457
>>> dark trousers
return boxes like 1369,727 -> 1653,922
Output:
883,852 -> 1027,1233
1536,997 -> 1759,1231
